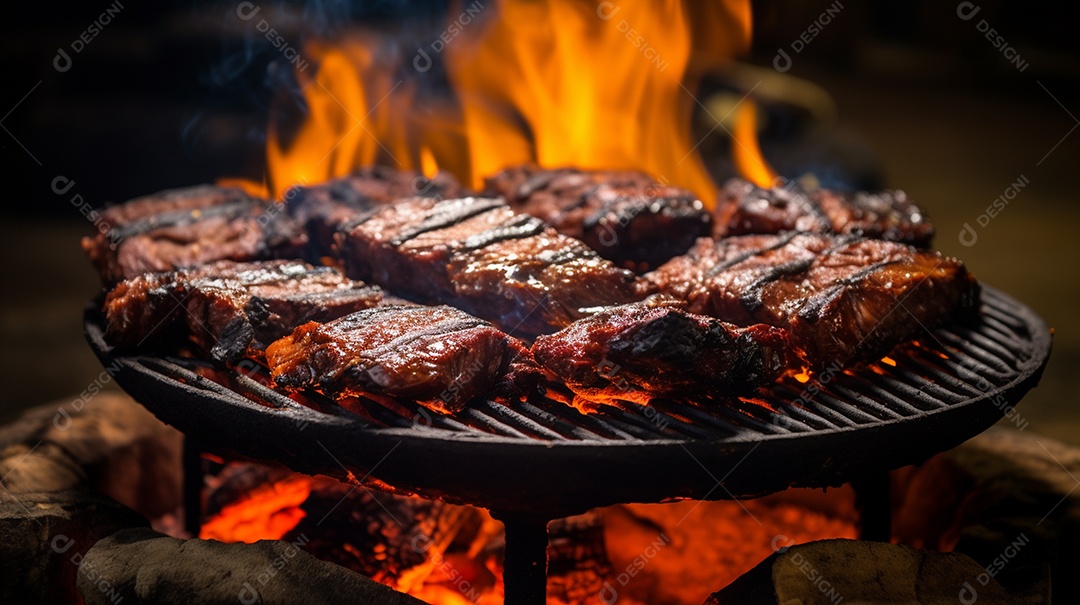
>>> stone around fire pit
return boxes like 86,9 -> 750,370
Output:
0,390 -> 183,518
79,527 -> 427,605
0,490 -> 148,604
705,539 -> 1036,605
893,427 -> 1080,603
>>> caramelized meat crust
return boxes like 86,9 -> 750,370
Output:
715,178 -> 935,247
338,196 -> 643,340
485,165 -> 711,269
646,233 -> 978,367
83,186 -> 306,284
266,304 -> 539,411
104,260 -> 382,361
286,167 -> 465,258
532,297 -> 789,405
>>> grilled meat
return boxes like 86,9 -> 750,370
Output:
104,260 -> 382,361
94,184 -> 246,224
338,196 -> 643,340
532,297 -> 789,405
83,185 -> 307,284
646,233 -> 978,367
266,304 -> 539,411
715,178 -> 935,247
286,167 -> 465,258
485,165 -> 711,269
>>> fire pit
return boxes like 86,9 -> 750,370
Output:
84,284 -> 1050,603
2,0 -> 1065,603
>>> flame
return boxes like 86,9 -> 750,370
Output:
256,0 -> 761,206
731,101 -> 778,187
420,146 -> 440,179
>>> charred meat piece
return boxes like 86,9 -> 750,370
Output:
646,233 -> 978,367
715,178 -> 935,247
532,297 -> 789,405
266,304 -> 539,411
101,271 -> 187,350
286,167 -> 465,258
484,165 -> 711,269
338,197 -> 642,340
104,260 -> 382,361
83,185 -> 306,284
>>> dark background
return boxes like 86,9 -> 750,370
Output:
1,1 -> 1077,441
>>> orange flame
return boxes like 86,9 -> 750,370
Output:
257,0 -> 761,205
732,101 -> 778,187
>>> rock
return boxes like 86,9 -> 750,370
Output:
705,539 -> 1035,605
0,391 -> 183,518
893,427 -> 1080,603
0,490 -> 148,605
0,441 -> 85,493
79,528 -> 427,605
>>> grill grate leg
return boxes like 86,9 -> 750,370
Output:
495,513 -> 549,605
182,436 -> 203,537
852,472 -> 891,542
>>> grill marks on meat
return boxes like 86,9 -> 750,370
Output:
286,167 -> 465,259
647,234 -> 979,367
83,186 -> 307,284
715,178 -> 935,247
484,165 -> 711,269
104,260 -> 382,361
266,305 -> 538,412
532,297 -> 789,405
338,197 -> 642,340
91,174 -> 980,410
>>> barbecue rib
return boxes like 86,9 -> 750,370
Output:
83,185 -> 307,283
532,297 -> 789,405
484,165 -> 711,269
266,304 -> 539,411
338,196 -> 643,340
104,260 -> 382,361
715,178 -> 935,247
286,167 -> 465,259
646,233 -> 979,367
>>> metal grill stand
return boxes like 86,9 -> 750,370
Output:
89,286 -> 1052,605
495,513 -> 550,605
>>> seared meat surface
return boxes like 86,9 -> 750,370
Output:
94,185 -> 246,224
532,297 -> 789,405
286,167 -> 465,258
338,196 -> 642,340
715,178 -> 935,247
485,165 -> 711,269
89,170 -> 982,412
646,233 -> 978,367
83,186 -> 306,284
104,260 -> 382,361
266,304 -> 539,411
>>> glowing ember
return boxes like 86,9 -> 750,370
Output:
603,498 -> 858,604
199,464 -> 857,605
248,0 -> 767,206
199,475 -> 311,543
